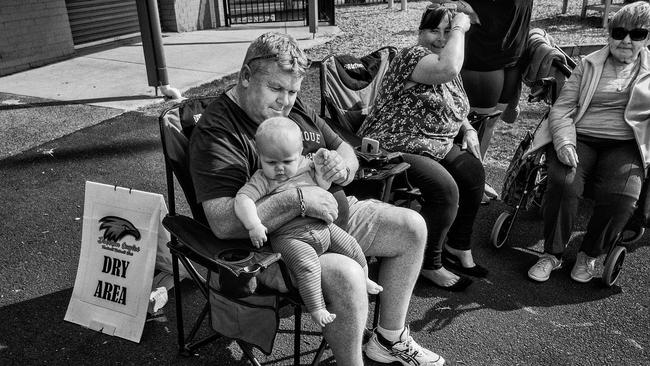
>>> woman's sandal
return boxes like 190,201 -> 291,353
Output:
442,250 -> 489,278
420,269 -> 473,292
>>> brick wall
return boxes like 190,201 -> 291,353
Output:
0,0 -> 75,77
158,0 -> 223,32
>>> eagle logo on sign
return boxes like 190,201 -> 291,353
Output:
98,216 -> 141,242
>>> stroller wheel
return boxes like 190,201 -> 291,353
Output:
490,212 -> 513,249
602,246 -> 626,287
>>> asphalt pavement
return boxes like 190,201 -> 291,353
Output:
1,23 -> 649,366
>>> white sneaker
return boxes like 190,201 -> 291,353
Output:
364,326 -> 445,366
571,251 -> 596,283
528,254 -> 563,282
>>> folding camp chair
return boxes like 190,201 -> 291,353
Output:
158,97 -> 327,366
319,46 -> 421,206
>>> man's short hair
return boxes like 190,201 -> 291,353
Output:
243,32 -> 310,76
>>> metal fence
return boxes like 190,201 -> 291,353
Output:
334,0 -> 388,6
224,0 -> 335,25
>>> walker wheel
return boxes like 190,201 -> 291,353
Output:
602,246 -> 627,287
490,212 -> 513,249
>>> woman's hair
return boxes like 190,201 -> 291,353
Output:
419,5 -> 455,31
608,1 -> 650,33
243,32 -> 310,76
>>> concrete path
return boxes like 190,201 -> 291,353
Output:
0,24 -> 340,159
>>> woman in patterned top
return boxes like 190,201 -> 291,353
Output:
358,4 -> 486,291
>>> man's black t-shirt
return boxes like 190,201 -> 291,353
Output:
189,92 -> 349,226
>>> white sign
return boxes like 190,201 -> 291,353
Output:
65,181 -> 167,343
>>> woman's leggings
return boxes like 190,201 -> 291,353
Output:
543,136 -> 643,257
461,65 -> 522,110
402,145 -> 485,269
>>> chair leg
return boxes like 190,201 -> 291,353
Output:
311,339 -> 329,366
372,294 -> 381,329
294,304 -> 301,366
171,253 -> 189,355
238,341 -> 262,366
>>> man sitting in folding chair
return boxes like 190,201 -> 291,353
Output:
188,32 -> 446,366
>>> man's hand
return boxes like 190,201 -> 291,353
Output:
316,148 -> 348,184
462,129 -> 482,162
301,185 -> 338,224
557,144 -> 579,168
248,224 -> 267,248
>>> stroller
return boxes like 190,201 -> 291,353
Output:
489,59 -> 648,287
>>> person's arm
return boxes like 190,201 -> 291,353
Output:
204,187 -> 339,239
460,119 -> 481,161
204,192 -> 298,239
316,142 -> 358,186
233,193 -> 267,248
410,12 -> 471,85
312,149 -> 333,190
548,59 -> 584,167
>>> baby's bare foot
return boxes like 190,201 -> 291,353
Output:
311,309 -> 336,327
366,278 -> 383,294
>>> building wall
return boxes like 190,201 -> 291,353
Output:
0,0 -> 75,77
158,0 -> 224,32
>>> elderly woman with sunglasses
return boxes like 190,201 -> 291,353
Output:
526,1 -> 650,283
359,4 -> 486,292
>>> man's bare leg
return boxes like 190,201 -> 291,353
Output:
319,253 -> 367,366
364,207 -> 427,330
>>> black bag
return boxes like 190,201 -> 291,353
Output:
208,279 -> 280,355
501,131 -> 547,210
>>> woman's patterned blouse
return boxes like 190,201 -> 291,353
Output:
358,45 -> 470,161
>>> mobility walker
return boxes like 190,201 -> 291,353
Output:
489,71 -> 647,287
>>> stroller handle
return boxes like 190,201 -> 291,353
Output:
552,59 -> 573,78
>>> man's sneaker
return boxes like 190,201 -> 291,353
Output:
571,251 -> 596,283
364,326 -> 445,366
528,254 -> 563,282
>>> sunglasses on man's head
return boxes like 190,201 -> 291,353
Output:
611,27 -> 649,41
426,2 -> 457,11
246,53 -> 312,71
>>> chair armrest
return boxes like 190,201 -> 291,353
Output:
356,162 -> 410,181
162,214 -> 280,277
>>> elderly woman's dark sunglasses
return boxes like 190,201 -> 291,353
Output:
611,27 -> 649,41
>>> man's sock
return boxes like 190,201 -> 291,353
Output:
376,325 -> 405,343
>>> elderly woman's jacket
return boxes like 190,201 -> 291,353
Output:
528,45 -> 650,171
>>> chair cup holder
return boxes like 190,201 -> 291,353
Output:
216,249 -> 259,298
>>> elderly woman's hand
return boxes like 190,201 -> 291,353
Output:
557,144 -> 579,168
462,128 -> 482,162
451,12 -> 471,33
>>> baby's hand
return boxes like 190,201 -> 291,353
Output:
249,224 -> 267,248
313,148 -> 330,166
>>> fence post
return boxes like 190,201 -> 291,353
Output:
135,0 -> 181,99
308,0 -> 318,35
401,0 -> 407,11
388,0 -> 394,9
